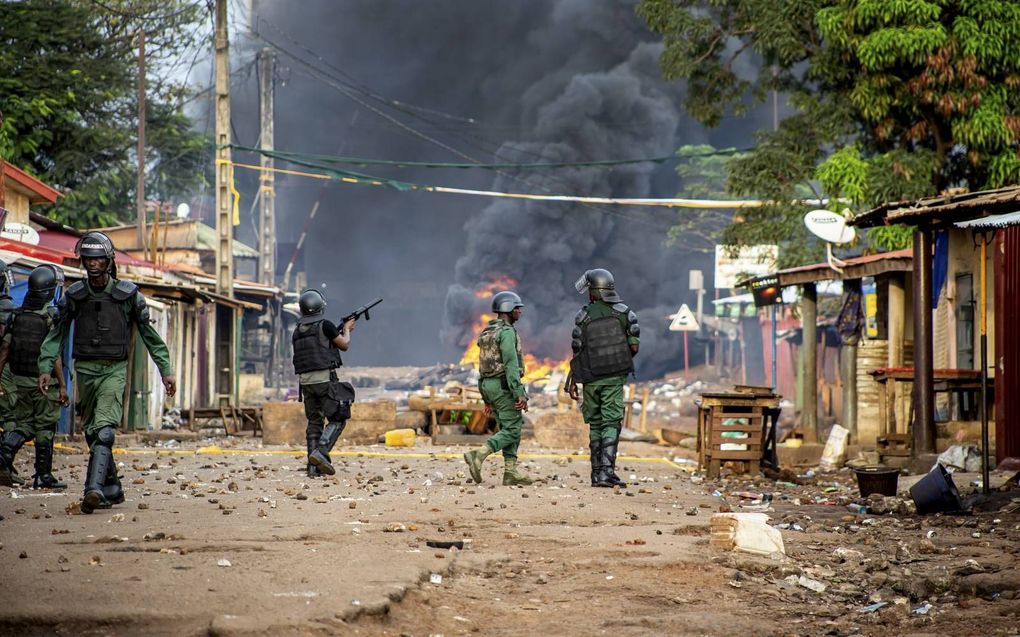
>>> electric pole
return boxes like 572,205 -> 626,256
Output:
257,48 -> 275,286
214,0 -> 233,297
137,29 -> 147,253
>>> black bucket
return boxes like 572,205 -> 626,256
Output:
909,464 -> 964,514
854,466 -> 900,497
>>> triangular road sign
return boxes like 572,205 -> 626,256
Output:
668,303 -> 699,332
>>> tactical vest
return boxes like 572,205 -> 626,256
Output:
292,317 -> 343,374
477,322 -> 524,379
570,307 -> 633,383
8,309 -> 52,376
68,281 -> 132,361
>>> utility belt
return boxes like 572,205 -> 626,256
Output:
299,369 -> 356,422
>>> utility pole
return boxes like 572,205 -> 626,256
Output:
214,0 -> 233,297
137,29 -> 147,254
257,48 -> 275,286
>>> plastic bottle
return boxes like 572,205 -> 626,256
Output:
384,428 -> 416,447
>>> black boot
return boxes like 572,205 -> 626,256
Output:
306,432 -> 321,478
0,430 -> 29,487
102,459 -> 124,505
81,445 -> 112,514
589,440 -> 603,487
601,434 -> 627,488
309,420 -> 346,476
32,438 -> 66,490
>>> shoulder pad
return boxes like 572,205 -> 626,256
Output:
67,281 -> 88,301
46,305 -> 60,321
612,303 -> 629,314
574,308 -> 588,325
111,279 -> 138,301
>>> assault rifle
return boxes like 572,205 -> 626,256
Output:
340,298 -> 383,324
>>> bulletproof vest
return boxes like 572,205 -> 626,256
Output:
292,317 -> 343,374
8,309 -> 52,376
571,307 -> 633,383
477,322 -> 524,379
69,281 -> 132,361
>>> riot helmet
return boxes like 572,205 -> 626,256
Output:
24,264 -> 64,309
574,268 -> 620,303
298,288 -> 326,317
0,258 -> 12,295
491,290 -> 524,314
75,231 -> 117,278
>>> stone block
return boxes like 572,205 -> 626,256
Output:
532,411 -> 587,449
262,401 -> 305,446
339,419 -> 395,445
352,400 -> 397,422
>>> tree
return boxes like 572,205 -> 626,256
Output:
667,144 -> 747,252
638,0 -> 1020,266
0,0 -> 210,228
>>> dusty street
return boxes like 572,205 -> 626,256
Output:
1,438 -> 1018,637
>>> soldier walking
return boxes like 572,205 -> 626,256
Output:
567,269 -> 640,488
0,265 -> 70,488
0,259 -> 25,486
37,232 -> 176,513
463,291 -> 533,486
292,288 -> 356,477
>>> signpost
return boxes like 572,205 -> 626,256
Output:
669,304 -> 700,383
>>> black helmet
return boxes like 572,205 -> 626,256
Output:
298,288 -> 326,317
574,268 -> 620,303
0,258 -> 11,294
491,290 -> 524,314
27,264 -> 63,304
75,231 -> 116,260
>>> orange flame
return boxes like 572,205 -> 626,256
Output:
458,312 -> 570,383
473,275 -> 519,299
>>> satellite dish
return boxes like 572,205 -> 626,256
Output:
175,202 -> 191,219
804,209 -> 856,244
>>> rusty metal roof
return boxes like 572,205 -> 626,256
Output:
739,249 -> 912,287
851,186 -> 1020,228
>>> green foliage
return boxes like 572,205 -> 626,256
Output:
639,0 -> 1020,265
0,0 -> 210,228
666,145 -> 744,251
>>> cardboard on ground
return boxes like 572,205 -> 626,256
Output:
669,304 -> 699,332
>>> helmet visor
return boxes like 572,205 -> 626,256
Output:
574,272 -> 590,294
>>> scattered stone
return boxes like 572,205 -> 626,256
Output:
217,559 -> 231,567
138,503 -> 149,510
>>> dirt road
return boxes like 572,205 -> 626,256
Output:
1,438 -> 1018,636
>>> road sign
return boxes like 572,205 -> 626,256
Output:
669,304 -> 700,332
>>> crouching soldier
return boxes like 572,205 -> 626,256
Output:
292,288 -> 356,477
0,265 -> 71,488
463,291 -> 533,486
37,232 -> 176,513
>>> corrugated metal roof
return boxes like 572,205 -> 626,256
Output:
954,210 -> 1020,229
852,186 -> 1020,228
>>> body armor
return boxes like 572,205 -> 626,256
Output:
477,323 -> 523,379
67,280 -> 136,361
570,303 -> 636,383
292,318 -> 343,374
8,309 -> 53,376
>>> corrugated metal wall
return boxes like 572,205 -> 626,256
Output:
994,226 -> 1020,462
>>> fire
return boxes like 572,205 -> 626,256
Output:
458,313 -> 570,383
473,275 -> 518,299
459,313 -> 494,366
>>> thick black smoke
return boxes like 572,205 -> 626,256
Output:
228,0 -> 773,373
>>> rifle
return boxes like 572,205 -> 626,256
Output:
340,298 -> 383,324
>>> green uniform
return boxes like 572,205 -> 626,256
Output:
578,300 -> 639,443
38,279 -> 172,439
0,367 -> 16,431
3,308 -> 61,445
478,318 -> 526,461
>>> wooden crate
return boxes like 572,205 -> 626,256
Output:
697,392 -> 780,478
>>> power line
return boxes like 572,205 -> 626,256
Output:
87,0 -> 203,22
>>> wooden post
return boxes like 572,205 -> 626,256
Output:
801,282 -> 819,442
136,29 -> 147,255
913,228 -> 936,454
639,387 -> 650,434
841,279 -> 861,439
887,273 -> 906,435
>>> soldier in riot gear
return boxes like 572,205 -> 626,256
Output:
463,290 -> 534,486
0,265 -> 70,488
0,258 -> 23,485
37,232 -> 176,513
292,288 -> 356,477
567,269 -> 640,488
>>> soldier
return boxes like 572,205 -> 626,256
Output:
292,288 -> 356,477
37,232 -> 176,514
0,259 -> 24,485
463,290 -> 534,486
0,265 -> 70,488
567,269 -> 640,488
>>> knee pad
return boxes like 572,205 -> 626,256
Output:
94,426 -> 116,449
